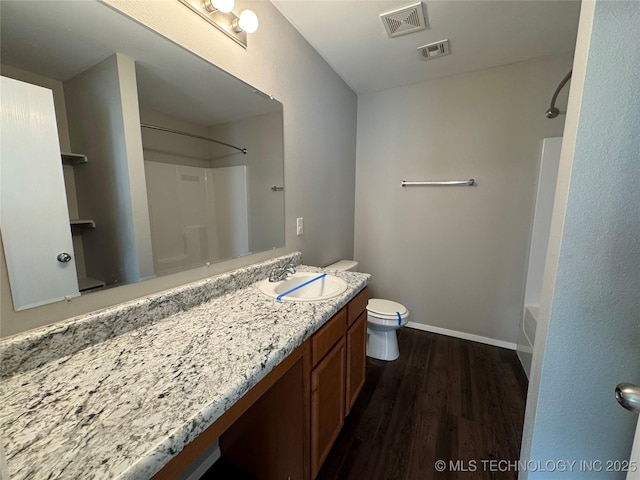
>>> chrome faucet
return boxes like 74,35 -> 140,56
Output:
269,263 -> 296,282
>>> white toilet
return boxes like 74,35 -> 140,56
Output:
324,260 -> 410,361
365,299 -> 409,361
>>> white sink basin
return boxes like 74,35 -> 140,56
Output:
259,272 -> 347,302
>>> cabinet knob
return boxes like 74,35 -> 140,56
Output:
57,252 -> 72,263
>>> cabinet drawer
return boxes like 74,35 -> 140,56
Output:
347,287 -> 369,326
312,308 -> 346,367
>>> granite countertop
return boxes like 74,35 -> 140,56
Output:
0,254 -> 370,479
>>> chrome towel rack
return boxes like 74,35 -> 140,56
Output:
401,179 -> 475,187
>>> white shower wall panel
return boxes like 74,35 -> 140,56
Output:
524,137 -> 563,307
145,162 -> 210,273
145,162 -> 248,274
209,166 -> 250,260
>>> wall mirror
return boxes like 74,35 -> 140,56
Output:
0,1 -> 285,311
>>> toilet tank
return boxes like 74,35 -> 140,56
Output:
325,260 -> 358,272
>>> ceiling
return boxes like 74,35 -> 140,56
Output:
272,0 -> 582,94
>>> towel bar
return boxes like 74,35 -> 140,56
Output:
401,179 -> 475,187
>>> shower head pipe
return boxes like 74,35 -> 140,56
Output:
546,69 -> 572,118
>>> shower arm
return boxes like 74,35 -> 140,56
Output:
546,69 -> 572,118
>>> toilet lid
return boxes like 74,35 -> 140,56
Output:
367,299 -> 408,319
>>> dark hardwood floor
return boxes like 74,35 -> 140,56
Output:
316,328 -> 529,480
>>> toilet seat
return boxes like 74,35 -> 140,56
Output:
367,315 -> 409,328
367,299 -> 408,320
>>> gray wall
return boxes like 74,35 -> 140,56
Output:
354,55 -> 570,345
1,0 -> 357,337
521,1 -> 640,475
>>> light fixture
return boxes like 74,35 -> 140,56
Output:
179,0 -> 259,48
233,10 -> 259,34
203,0 -> 234,13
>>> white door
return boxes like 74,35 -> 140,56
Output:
625,409 -> 640,480
0,76 -> 79,310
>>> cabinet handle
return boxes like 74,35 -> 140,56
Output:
57,252 -> 72,263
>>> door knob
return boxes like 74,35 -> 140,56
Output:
57,252 -> 72,263
615,383 -> 640,414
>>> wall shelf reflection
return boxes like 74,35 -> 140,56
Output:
70,219 -> 96,233
78,276 -> 106,293
61,152 -> 88,165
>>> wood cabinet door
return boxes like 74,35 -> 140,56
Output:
311,337 -> 345,478
220,354 -> 308,480
346,311 -> 367,415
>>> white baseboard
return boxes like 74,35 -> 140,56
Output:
405,322 -> 517,350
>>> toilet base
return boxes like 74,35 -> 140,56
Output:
367,328 -> 400,361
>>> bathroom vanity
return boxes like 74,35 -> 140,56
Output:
0,254 -> 370,480
160,286 -> 369,479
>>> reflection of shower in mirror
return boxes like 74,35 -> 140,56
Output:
145,162 -> 249,275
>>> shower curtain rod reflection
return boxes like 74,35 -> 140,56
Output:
140,123 -> 247,154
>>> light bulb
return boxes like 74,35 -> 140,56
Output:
236,9 -> 259,33
203,0 -> 234,13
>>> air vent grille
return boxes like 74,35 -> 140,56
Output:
380,2 -> 427,38
418,39 -> 450,60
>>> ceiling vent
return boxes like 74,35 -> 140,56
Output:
418,39 -> 450,60
380,2 -> 427,38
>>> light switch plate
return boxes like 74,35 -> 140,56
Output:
296,217 -> 304,236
